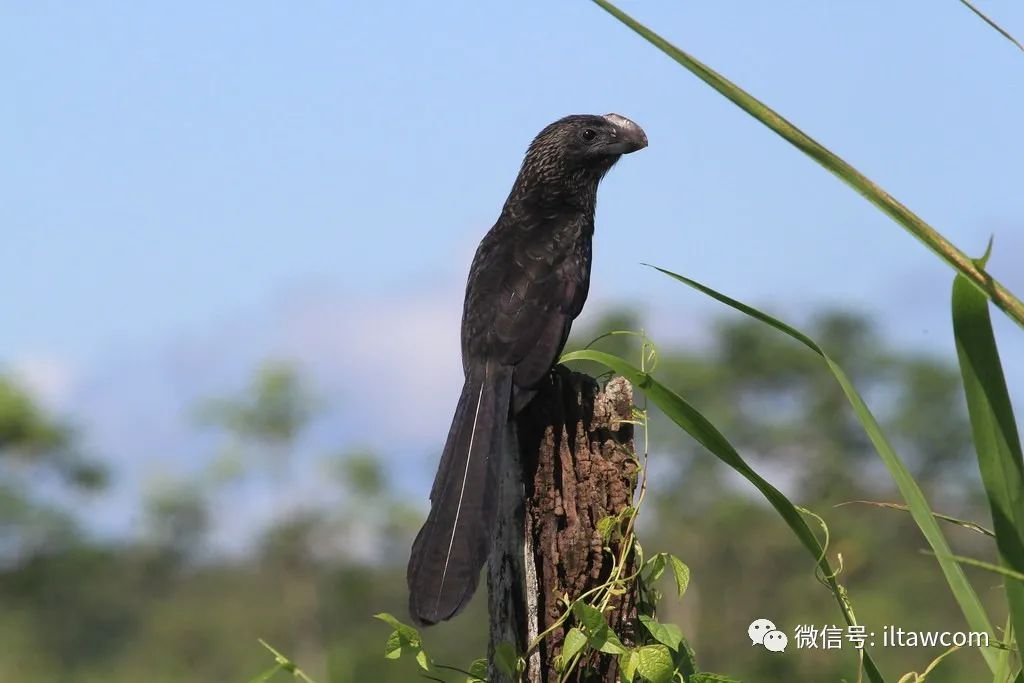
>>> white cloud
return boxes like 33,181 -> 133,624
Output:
9,354 -> 78,410
271,283 -> 466,447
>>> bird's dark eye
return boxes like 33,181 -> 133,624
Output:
581,128 -> 596,141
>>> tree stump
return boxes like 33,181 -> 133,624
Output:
488,369 -> 639,682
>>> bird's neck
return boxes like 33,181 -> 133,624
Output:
502,166 -> 603,219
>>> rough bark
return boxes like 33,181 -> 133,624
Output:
488,369 -> 639,682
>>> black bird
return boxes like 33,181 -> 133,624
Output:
407,113 -> 648,626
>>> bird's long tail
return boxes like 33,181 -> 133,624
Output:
407,360 -> 513,625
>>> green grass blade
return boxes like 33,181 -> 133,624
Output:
589,0 -> 1024,331
927,552 -> 1024,583
248,664 -> 283,683
953,273 -> 1024,657
559,348 -> 886,683
835,500 -> 995,538
958,0 -> 1024,53
993,613 -> 1011,683
650,264 -> 999,673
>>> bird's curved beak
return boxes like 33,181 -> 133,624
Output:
602,113 -> 648,154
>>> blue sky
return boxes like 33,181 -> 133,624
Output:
3,2 -> 1023,540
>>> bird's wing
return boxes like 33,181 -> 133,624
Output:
491,231 -> 588,390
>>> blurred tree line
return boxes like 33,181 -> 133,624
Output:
0,308 -> 1003,682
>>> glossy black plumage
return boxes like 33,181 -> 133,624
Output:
407,114 -> 647,625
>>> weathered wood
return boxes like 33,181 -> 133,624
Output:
488,369 -> 638,682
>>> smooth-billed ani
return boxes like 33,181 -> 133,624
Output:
407,113 -> 647,626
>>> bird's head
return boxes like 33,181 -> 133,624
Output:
522,113 -> 647,183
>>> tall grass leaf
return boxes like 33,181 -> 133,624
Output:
835,500 -> 995,537
589,0 -> 1024,330
993,614 -> 1012,683
927,552 -> 1024,583
958,0 -> 1024,53
953,273 -> 1024,656
646,265 -> 1000,673
559,347 -> 885,683
248,664 -> 283,683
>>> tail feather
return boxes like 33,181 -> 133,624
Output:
407,361 -> 513,625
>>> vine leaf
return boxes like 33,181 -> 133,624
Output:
639,615 -> 683,651
636,644 -> 675,683
668,555 -> 690,598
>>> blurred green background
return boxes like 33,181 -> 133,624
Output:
0,309 -> 1013,681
